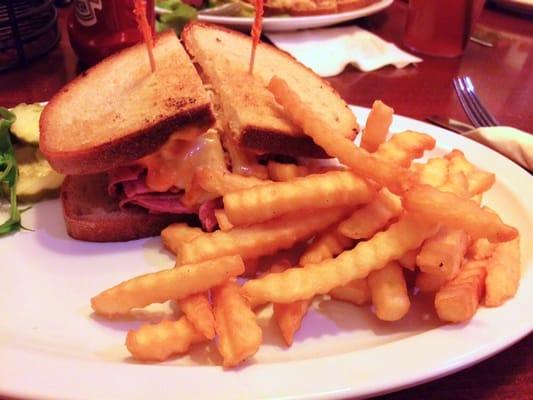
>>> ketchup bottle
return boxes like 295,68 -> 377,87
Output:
67,0 -> 155,66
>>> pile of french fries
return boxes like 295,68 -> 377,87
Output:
91,76 -> 521,368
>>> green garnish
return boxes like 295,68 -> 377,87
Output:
0,107 -> 22,236
156,0 -> 198,34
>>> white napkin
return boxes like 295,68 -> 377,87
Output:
266,25 -> 422,77
464,127 -> 533,171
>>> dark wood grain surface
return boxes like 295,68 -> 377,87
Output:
328,1 -> 533,131
0,1 -> 531,399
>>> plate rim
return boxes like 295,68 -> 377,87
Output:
1,106 -> 532,400
156,0 -> 394,31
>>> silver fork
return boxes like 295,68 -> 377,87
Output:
453,76 -> 499,128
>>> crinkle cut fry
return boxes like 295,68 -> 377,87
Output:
416,226 -> 469,278
413,157 -> 449,188
161,223 -> 204,255
484,237 -> 521,307
213,280 -> 262,368
214,209 -> 234,232
270,262 -> 311,346
445,149 -> 496,196
126,317 -> 207,362
360,100 -> 394,153
274,298 -> 311,346
178,292 -> 216,339
337,188 -> 402,240
268,76 -> 505,240
91,255 -> 245,317
374,130 -> 436,167
242,213 -> 439,304
403,184 -> 518,243
329,278 -> 370,305
267,76 -> 416,195
267,161 -> 309,181
299,225 -> 354,265
223,170 -> 376,226
179,208 -> 346,265
368,261 -> 410,321
195,167 -> 270,196
435,260 -> 487,322
416,271 -> 448,293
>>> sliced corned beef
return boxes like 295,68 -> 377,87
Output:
198,198 -> 223,232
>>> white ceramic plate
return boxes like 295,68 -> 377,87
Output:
156,0 -> 393,32
1,107 -> 532,400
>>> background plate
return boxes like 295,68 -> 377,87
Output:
157,0 -> 393,32
0,106 -> 532,400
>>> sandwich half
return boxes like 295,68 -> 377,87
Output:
40,32 -> 216,241
182,22 -> 358,158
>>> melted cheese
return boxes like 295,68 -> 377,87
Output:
138,128 -> 227,196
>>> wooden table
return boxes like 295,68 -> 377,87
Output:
0,1 -> 531,399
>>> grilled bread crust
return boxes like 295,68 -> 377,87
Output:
182,22 -> 358,158
61,174 -> 194,242
40,31 -> 214,175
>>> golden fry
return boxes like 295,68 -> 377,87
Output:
91,255 -> 245,317
213,280 -> 262,368
374,131 -> 436,167
439,171 -> 469,198
435,260 -> 487,322
471,194 -> 483,205
178,292 -> 216,339
126,317 -> 207,362
485,237 -> 521,307
241,213 -> 438,304
270,262 -> 311,346
329,278 -> 370,306
445,150 -> 495,196
179,208 -> 345,265
361,100 -> 394,153
223,170 -> 375,226
161,223 -> 204,255
274,299 -> 311,346
337,188 -> 402,240
416,272 -> 448,293
298,230 -> 366,307
267,161 -> 309,181
368,261 -> 410,321
398,248 -> 418,271
268,76 -> 415,195
195,167 -> 270,197
214,209 -> 234,232
403,184 -> 518,243
466,238 -> 495,260
417,226 -> 468,278
299,226 -> 354,265
412,157 -> 449,188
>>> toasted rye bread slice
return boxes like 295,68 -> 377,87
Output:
182,22 -> 358,158
336,0 -> 381,12
40,31 -> 214,175
61,173 -> 193,242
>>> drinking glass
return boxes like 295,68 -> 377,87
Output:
403,0 -> 485,58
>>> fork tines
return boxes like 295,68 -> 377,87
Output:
453,76 -> 499,128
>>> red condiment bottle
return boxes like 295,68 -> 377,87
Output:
67,0 -> 155,66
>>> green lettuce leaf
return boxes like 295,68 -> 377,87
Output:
0,107 -> 22,236
156,0 -> 198,34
